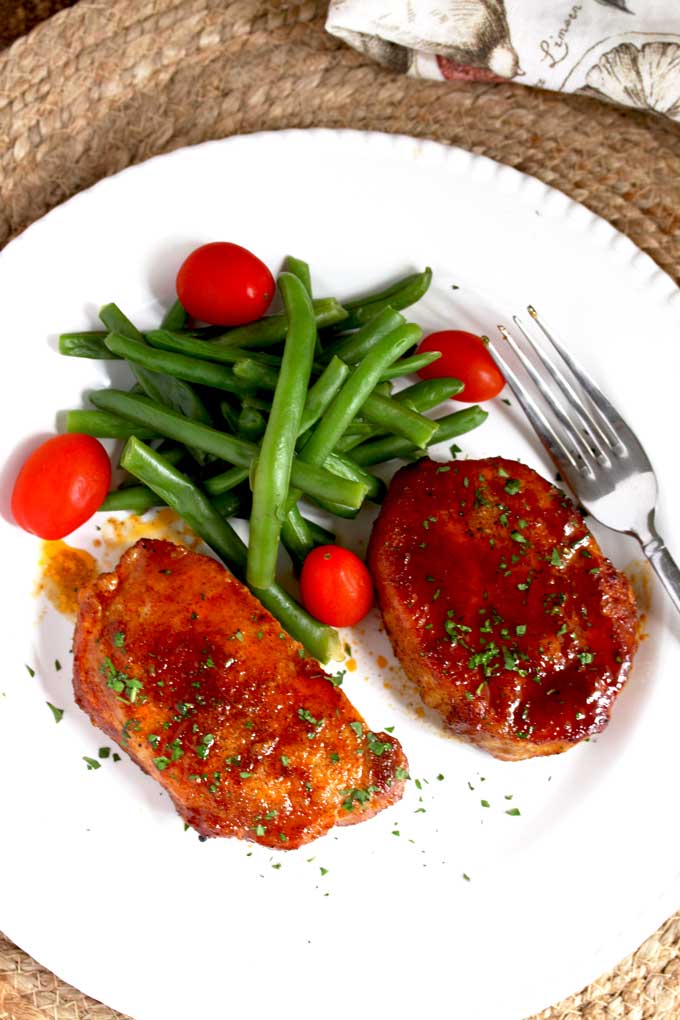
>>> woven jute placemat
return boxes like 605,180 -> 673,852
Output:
1,3 -> 679,1019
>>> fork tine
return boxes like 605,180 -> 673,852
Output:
528,306 -> 626,455
498,323 -> 599,474
512,314 -> 612,464
486,335 -> 582,479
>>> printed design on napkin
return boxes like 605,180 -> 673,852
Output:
580,39 -> 680,117
326,0 -> 680,122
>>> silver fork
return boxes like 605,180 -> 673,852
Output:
487,306 -> 680,616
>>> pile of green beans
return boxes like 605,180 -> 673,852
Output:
59,261 -> 488,660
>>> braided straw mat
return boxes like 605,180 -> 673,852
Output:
1,2 -> 680,1018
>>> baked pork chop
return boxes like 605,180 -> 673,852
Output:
368,457 -> 639,761
73,538 -> 407,847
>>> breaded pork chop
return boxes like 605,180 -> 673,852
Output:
73,538 -> 407,848
368,457 -> 639,761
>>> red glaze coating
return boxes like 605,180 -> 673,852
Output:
73,539 -> 407,847
368,457 -> 639,760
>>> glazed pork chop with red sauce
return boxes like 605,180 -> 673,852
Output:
73,538 -> 407,848
368,457 -> 639,761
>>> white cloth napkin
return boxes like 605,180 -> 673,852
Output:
326,0 -> 680,122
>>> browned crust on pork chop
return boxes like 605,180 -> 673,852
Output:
73,538 -> 407,846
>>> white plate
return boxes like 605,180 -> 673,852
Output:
1,130 -> 680,1020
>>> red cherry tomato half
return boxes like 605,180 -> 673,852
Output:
416,330 -> 505,403
176,242 -> 275,326
300,545 -> 374,628
11,434 -> 111,540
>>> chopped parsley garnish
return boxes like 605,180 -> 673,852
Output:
25,664 -> 35,678
99,657 -> 143,703
147,734 -> 160,750
98,746 -> 110,759
515,624 -> 527,636
481,799 -> 490,808
55,659 -> 62,671
153,756 -> 170,770
46,702 -> 64,723
280,755 -> 290,767
341,786 -> 377,812
510,530 -> 527,544
504,479 -> 521,495
195,733 -> 215,760
113,631 -> 125,648
169,738 -> 184,761
298,708 -> 321,728
329,671 -> 345,687
549,548 -> 563,567
83,756 -> 101,770
349,720 -> 364,738
468,643 -> 500,677
505,808 -> 521,816
395,767 -> 409,781
366,732 -> 392,757
578,651 -> 594,665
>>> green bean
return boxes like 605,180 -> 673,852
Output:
130,364 -> 211,425
395,377 -> 464,408
238,404 -> 266,441
105,332 -> 258,397
241,395 -> 273,413
287,256 -> 323,358
160,299 -> 188,331
219,400 -> 240,434
325,451 -> 384,503
145,328 -> 281,367
204,466 -> 250,496
298,357 -> 350,436
209,491 -> 241,519
286,256 -> 312,296
100,486 -> 162,513
130,357 -> 212,466
233,358 -> 279,389
333,422 -> 376,453
350,406 -> 488,466
344,269 -> 429,310
248,272 -> 317,589
378,351 -> 441,381
59,332 -> 117,359
89,391 -> 367,508
339,268 -> 432,331
205,297 -> 348,349
65,409 -> 157,440
360,392 -> 437,448
299,323 -> 423,468
280,508 -> 315,568
321,306 -> 405,365
99,303 -> 144,341
306,518 -> 336,546
120,437 -> 341,662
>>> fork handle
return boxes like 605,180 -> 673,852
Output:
639,528 -> 680,617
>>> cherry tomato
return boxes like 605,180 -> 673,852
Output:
176,242 -> 275,326
11,434 -> 111,540
300,545 -> 374,628
416,330 -> 505,402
